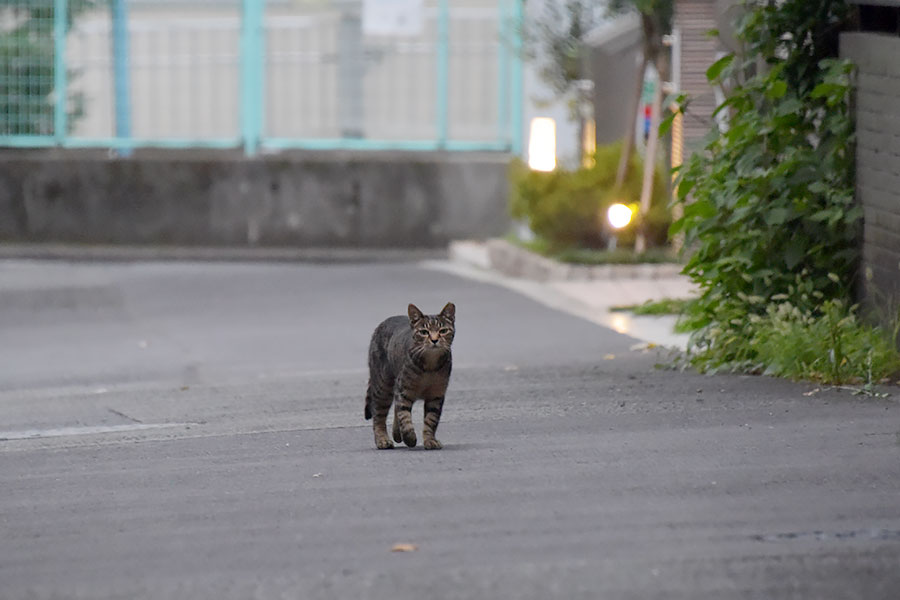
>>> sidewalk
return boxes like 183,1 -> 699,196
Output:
446,239 -> 697,350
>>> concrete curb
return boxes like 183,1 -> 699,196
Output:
0,243 -> 447,264
450,238 -> 685,282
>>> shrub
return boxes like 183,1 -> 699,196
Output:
509,142 -> 670,249
666,0 -> 886,380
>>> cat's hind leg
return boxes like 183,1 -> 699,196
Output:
392,406 -> 403,444
367,375 -> 395,449
422,396 -> 444,450
372,403 -> 394,449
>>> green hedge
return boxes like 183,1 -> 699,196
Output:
509,143 -> 670,249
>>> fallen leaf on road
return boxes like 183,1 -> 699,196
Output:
603,354 -> 615,360
391,543 -> 418,553
803,388 -> 820,397
629,342 -> 658,352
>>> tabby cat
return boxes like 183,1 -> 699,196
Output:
364,302 -> 455,450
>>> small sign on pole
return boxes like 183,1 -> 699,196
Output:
363,0 -> 424,37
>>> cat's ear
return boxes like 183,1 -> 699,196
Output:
440,302 -> 455,323
408,303 -> 425,325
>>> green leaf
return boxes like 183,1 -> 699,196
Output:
810,82 -> 841,99
684,199 -> 717,220
658,110 -> 676,137
766,79 -> 787,99
810,209 -> 835,222
676,177 -> 697,201
711,95 -> 740,119
784,238 -> 806,270
807,181 -> 829,195
765,207 -> 791,226
774,98 -> 803,116
706,54 -> 734,82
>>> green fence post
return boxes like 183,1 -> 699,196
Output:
255,0 -> 266,150
53,0 -> 67,144
112,0 -> 133,156
241,0 -> 264,156
435,0 -> 450,149
497,0 -> 509,150
510,0 -> 524,156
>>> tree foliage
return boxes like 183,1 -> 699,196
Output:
0,0 -> 97,135
607,0 -> 673,71
669,0 -> 862,372
521,0 -> 606,100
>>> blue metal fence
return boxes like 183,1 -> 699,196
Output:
0,0 -> 522,155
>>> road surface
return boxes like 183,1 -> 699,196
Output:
1,259 -> 898,599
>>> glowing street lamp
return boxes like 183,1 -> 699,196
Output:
606,203 -> 634,250
607,203 -> 634,230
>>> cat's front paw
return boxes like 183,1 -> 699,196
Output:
402,429 -> 417,448
423,439 -> 442,450
375,437 -> 394,450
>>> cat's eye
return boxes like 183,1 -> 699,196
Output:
418,329 -> 429,336
439,328 -> 450,334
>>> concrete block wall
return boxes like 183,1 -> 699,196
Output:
842,32 -> 900,310
0,151 -> 510,248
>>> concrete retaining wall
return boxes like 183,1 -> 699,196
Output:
481,239 -> 684,282
0,150 -> 510,248
841,33 -> 900,308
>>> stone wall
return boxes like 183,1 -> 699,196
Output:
0,150 -> 510,248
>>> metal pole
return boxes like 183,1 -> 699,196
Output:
53,0 -> 67,143
111,0 -> 133,156
435,0 -> 450,148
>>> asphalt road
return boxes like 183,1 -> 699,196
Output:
1,258 -> 899,599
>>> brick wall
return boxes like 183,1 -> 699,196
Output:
841,32 -> 900,309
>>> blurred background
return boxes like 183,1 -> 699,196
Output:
0,0 -> 527,152
0,0 -> 712,250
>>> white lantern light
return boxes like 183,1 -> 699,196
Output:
527,117 -> 556,172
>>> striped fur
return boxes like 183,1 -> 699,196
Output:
365,302 -> 455,450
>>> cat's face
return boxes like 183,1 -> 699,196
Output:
408,302 -> 455,353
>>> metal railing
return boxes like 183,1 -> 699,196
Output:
0,0 -> 523,155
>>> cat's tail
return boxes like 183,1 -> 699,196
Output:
364,387 -> 373,420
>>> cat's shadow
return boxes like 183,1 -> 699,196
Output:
351,441 -> 498,454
